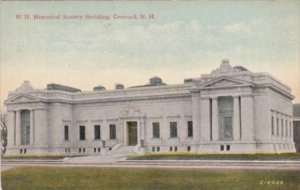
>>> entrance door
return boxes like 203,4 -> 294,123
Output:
127,122 -> 138,146
222,117 -> 233,140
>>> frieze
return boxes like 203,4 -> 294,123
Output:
6,102 -> 48,111
106,118 -> 119,122
76,120 -> 88,123
148,116 -> 163,120
166,115 -> 180,119
91,119 -> 103,123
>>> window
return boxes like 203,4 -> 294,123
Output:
220,145 -> 224,151
94,125 -> 101,140
187,146 -> 191,152
187,121 -> 193,137
156,146 -> 160,152
64,125 -> 69,141
152,122 -> 160,138
110,124 -> 116,139
170,122 -> 177,138
226,145 -> 230,151
271,116 -> 274,135
79,126 -> 85,140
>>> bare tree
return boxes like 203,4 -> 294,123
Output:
0,112 -> 7,154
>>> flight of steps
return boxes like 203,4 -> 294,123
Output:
63,145 -> 136,163
106,145 -> 136,157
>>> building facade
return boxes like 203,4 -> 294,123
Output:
293,104 -> 300,152
4,60 -> 296,156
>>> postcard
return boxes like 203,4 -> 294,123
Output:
1,1 -> 300,190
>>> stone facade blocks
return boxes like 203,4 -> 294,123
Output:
4,60 -> 296,155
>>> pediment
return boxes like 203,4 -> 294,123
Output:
6,94 -> 41,104
201,77 -> 252,89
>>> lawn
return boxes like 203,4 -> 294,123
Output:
128,152 -> 300,160
1,167 -> 300,190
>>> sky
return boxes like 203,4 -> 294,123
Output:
1,1 -> 300,105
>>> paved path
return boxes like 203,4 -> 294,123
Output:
2,159 -> 300,172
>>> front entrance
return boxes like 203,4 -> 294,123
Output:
127,121 -> 138,146
218,97 -> 233,140
221,116 -> 233,140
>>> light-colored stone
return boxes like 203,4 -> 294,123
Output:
4,60 -> 296,156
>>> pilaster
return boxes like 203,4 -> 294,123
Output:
241,95 -> 254,141
200,98 -> 210,141
233,96 -> 240,140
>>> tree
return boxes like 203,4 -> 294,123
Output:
0,112 -> 7,154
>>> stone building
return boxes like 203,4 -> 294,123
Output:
4,60 -> 296,156
293,104 -> 300,152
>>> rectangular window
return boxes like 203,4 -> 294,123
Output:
226,145 -> 230,151
79,126 -> 85,140
94,125 -> 101,140
64,125 -> 69,141
152,122 -> 160,138
170,122 -> 177,138
187,121 -> 193,137
220,145 -> 224,151
109,124 -> 116,139
271,116 -> 274,135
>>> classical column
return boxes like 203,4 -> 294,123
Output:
241,95 -> 254,141
291,118 -> 294,140
200,98 -> 210,141
233,96 -> 240,140
119,121 -> 124,145
289,117 -> 292,142
212,97 -> 219,141
191,90 -> 201,142
123,121 -> 127,145
277,113 -> 282,140
282,115 -> 286,141
140,118 -> 145,143
16,110 -> 21,146
137,121 -> 141,146
30,109 -> 34,145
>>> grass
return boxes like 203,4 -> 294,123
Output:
1,166 -> 300,190
128,152 -> 300,160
